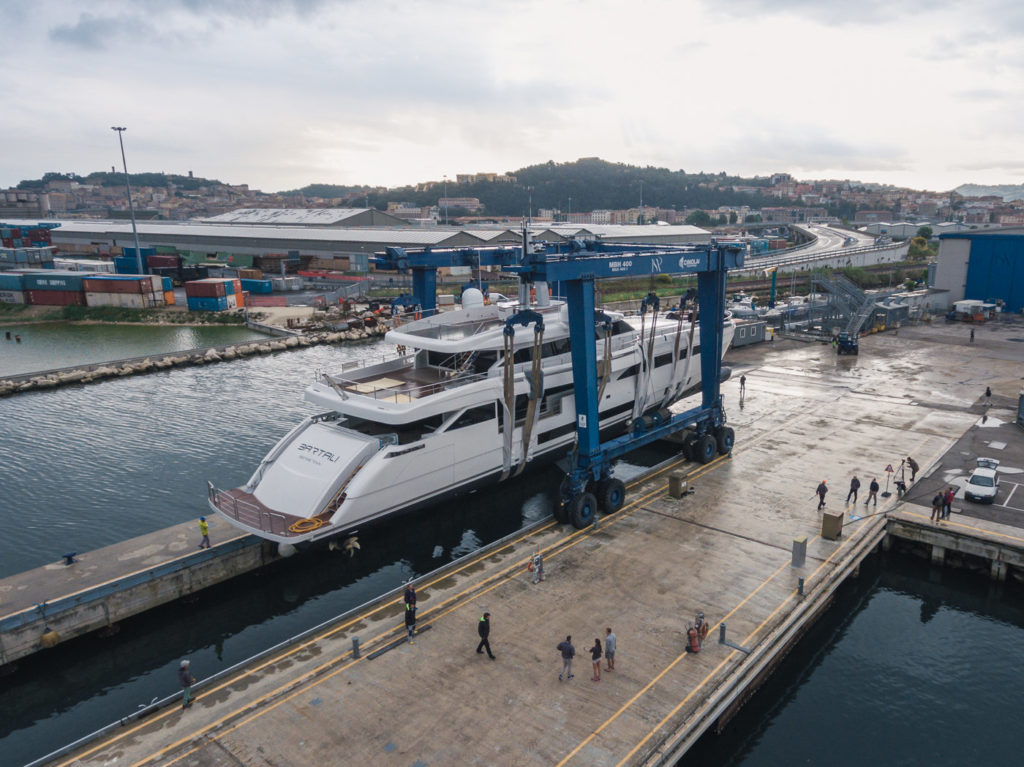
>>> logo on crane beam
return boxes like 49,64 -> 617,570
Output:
650,256 -> 663,273
679,256 -> 703,270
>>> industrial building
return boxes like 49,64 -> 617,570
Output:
200,208 -> 408,227
933,228 -> 1024,312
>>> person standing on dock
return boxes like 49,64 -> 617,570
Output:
943,487 -> 955,520
557,635 -> 575,681
178,660 -> 196,709
739,375 -> 746,397
405,601 -> 417,644
866,478 -> 879,507
816,480 -> 828,510
846,475 -> 860,504
906,456 -> 919,482
590,638 -> 603,682
476,612 -> 495,659
604,628 -> 616,672
931,492 -> 943,522
197,517 -> 210,549
531,551 -> 545,584
404,582 -> 417,611
970,328 -> 975,343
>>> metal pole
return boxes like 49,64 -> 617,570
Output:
443,175 -> 448,226
111,127 -> 143,274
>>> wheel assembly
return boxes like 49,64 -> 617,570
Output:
597,478 -> 626,514
570,492 -> 598,529
715,426 -> 735,455
695,434 -> 717,464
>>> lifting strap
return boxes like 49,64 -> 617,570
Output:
500,332 -> 516,481
513,324 -> 544,477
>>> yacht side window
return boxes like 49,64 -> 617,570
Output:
449,404 -> 496,430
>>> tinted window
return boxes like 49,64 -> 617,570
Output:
450,404 -> 495,429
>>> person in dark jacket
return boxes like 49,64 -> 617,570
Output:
906,456 -> 919,482
178,659 -> 196,709
404,583 -> 416,610
846,475 -> 861,503
931,492 -> 943,522
816,480 -> 828,510
476,612 -> 495,659
866,478 -> 880,506
590,638 -> 603,682
557,635 -> 575,681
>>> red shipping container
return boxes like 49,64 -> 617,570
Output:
82,276 -> 149,294
146,254 -> 179,268
185,279 -> 227,298
26,289 -> 86,306
1,238 -> 12,248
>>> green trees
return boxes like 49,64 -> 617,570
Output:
916,226 -> 933,240
686,210 -> 713,227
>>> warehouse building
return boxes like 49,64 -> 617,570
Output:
933,228 -> 1024,312
200,208 -> 408,227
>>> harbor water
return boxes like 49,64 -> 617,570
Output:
0,321 -> 270,377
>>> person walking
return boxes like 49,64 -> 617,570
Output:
931,492 -> 943,522
970,328 -> 975,343
531,551 -> 545,584
197,517 -> 210,549
178,659 -> 196,709
816,480 -> 828,510
405,601 -> 417,643
604,628 -> 616,672
985,386 -> 992,402
476,612 -> 495,659
906,456 -> 919,482
739,375 -> 746,396
943,487 -> 955,520
866,477 -> 879,507
557,635 -> 575,681
590,638 -> 603,682
846,475 -> 861,504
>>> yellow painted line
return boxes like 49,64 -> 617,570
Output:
130,472 -> 702,767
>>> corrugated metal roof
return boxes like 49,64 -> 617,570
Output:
200,208 -> 372,225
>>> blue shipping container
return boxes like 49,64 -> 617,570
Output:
0,273 -> 23,290
240,278 -> 273,294
23,272 -> 86,291
162,276 -> 173,291
186,296 -> 228,312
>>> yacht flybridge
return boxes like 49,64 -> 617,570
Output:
208,293 -> 736,546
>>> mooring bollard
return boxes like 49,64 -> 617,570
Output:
719,623 -> 726,644
791,536 -> 807,569
798,577 -> 805,596
352,637 -> 361,659
669,474 -> 687,499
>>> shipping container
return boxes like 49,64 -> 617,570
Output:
146,254 -> 179,268
187,295 -> 228,312
0,289 -> 25,304
0,273 -> 23,290
22,272 -> 87,291
85,292 -> 115,307
226,293 -> 237,309
240,278 -> 273,294
185,279 -> 227,298
238,268 -> 263,280
82,275 -> 151,294
164,290 -> 176,306
161,276 -> 173,291
114,255 -> 143,274
26,289 -> 86,306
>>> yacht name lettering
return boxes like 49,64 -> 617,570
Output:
297,443 -> 341,462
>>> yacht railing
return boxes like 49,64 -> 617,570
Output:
318,366 -> 492,402
207,482 -> 291,536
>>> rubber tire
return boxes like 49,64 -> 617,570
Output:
715,426 -> 735,455
695,434 -> 717,464
570,492 -> 598,529
597,478 -> 626,515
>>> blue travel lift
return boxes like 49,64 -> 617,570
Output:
374,231 -> 745,528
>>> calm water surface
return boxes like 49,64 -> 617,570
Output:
0,321 -> 270,377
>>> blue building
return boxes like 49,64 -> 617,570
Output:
934,228 -> 1024,312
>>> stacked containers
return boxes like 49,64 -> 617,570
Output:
185,278 -> 228,311
82,275 -> 166,308
0,272 -> 25,303
22,271 -> 87,305
240,278 -> 273,294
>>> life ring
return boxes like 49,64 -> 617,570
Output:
289,517 -> 327,534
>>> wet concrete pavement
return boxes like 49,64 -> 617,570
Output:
51,315 -> 1024,767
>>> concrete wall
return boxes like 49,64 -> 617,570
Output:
933,238 -> 970,303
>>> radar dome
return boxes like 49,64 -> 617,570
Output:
462,288 -> 485,308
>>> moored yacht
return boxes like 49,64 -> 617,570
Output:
208,293 -> 735,546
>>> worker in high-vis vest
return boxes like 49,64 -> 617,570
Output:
198,516 -> 211,549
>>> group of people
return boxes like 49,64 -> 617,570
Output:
556,628 -> 616,682
931,487 -> 956,522
816,456 -> 921,510
843,475 -> 881,506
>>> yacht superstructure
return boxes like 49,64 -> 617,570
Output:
209,297 -> 735,545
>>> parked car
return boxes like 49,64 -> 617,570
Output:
964,458 -> 1000,503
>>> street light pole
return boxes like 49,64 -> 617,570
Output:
443,175 -> 448,226
111,126 -> 143,274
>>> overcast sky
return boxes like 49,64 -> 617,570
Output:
2,0 -> 1022,193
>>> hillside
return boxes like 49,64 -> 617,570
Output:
954,183 -> 1024,201
17,171 -> 228,192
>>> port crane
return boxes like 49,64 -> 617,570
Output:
375,230 -> 744,527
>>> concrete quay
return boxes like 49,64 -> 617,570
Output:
46,318 -> 1024,767
0,516 -> 268,668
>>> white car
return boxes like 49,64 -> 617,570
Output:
964,458 -> 1000,503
